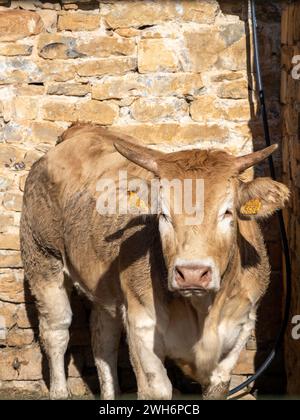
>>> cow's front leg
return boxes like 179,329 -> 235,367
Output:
202,380 -> 230,401
204,314 -> 255,400
90,305 -> 122,400
125,306 -> 172,400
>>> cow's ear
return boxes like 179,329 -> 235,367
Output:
238,177 -> 290,219
114,139 -> 164,176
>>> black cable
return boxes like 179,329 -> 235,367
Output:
228,0 -> 292,397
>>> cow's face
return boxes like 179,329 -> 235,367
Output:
157,160 -> 238,296
114,139 -> 289,297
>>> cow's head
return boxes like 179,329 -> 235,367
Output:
114,139 -> 289,297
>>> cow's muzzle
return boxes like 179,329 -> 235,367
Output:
173,264 -> 212,291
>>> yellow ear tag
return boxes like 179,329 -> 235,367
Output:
128,191 -> 148,211
240,198 -> 262,215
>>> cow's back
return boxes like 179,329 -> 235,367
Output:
21,124 -> 156,299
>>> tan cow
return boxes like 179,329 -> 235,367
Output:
20,124 -> 289,400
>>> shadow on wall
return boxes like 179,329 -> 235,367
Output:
235,0 -> 286,396
20,0 -> 286,398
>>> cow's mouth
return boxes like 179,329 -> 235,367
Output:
176,287 -> 209,297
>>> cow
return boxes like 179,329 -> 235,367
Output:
20,124 -> 289,400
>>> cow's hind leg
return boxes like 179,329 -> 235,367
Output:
26,255 -> 72,400
90,305 -> 122,400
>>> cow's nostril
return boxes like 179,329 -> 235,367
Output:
175,267 -> 185,280
174,264 -> 212,289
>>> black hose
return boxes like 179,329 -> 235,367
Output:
228,0 -> 292,397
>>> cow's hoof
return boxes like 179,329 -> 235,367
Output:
49,387 -> 70,400
202,382 -> 230,400
138,388 -> 172,400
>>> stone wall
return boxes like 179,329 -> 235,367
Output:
281,0 -> 300,397
0,0 -> 284,398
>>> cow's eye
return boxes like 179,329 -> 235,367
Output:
223,209 -> 233,219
